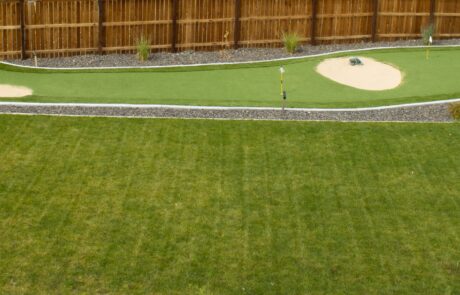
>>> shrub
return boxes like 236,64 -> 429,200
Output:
448,102 -> 460,120
421,23 -> 435,45
136,36 -> 150,62
283,32 -> 300,54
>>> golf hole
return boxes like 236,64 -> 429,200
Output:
316,57 -> 403,91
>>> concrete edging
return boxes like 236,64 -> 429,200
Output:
0,97 -> 459,112
1,44 -> 459,71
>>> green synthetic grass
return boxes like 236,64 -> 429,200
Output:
0,115 -> 459,294
0,47 -> 459,108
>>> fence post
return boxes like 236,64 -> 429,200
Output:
77,2 -> 81,50
97,0 -> 104,55
171,0 -> 178,52
310,0 -> 318,45
234,0 -> 241,49
430,0 -> 436,24
19,0 -> 26,59
371,0 -> 379,42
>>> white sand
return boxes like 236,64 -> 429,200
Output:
316,57 -> 402,91
0,84 -> 33,97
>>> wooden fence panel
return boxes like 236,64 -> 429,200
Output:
316,0 -> 373,43
176,0 -> 235,51
104,0 -> 172,53
378,0 -> 432,40
0,0 -> 459,59
0,0 -> 21,59
24,0 -> 98,57
435,0 -> 460,38
239,0 -> 311,48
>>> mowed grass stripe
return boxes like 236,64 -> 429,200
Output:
0,115 -> 459,294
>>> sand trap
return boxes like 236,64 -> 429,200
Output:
316,57 -> 402,91
0,84 -> 33,97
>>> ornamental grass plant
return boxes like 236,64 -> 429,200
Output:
136,36 -> 150,62
283,32 -> 300,54
449,102 -> 460,120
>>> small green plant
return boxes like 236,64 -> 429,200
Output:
448,102 -> 460,120
136,36 -> 150,62
421,23 -> 435,45
282,32 -> 300,54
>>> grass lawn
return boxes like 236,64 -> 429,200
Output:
1,47 -> 460,108
0,115 -> 459,294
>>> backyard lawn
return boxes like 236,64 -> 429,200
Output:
1,47 -> 460,108
0,115 -> 459,294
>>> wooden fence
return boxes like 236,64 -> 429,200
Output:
1,0 -> 459,59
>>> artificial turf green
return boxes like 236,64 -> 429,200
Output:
0,115 -> 459,294
1,47 -> 460,108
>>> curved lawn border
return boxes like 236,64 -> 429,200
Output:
1,45 -> 459,112
1,97 -> 460,112
0,98 -> 458,123
1,45 -> 459,72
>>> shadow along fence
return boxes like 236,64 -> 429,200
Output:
1,0 -> 460,59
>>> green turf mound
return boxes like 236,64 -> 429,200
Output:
0,47 -> 459,108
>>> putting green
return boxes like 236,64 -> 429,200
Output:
0,47 -> 459,108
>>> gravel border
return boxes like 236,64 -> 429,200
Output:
7,39 -> 460,68
0,100 -> 457,123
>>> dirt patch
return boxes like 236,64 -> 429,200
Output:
0,84 -> 33,97
316,57 -> 402,91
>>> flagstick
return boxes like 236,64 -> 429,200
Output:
280,66 -> 286,111
280,67 -> 285,96
426,35 -> 433,60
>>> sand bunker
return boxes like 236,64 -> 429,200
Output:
316,57 -> 402,91
0,84 -> 33,97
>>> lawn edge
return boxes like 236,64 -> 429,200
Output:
1,97 -> 459,111
1,44 -> 459,73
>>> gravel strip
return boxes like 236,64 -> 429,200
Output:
0,102 -> 455,123
8,39 -> 460,68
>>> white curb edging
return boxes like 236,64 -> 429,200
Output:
3,112 -> 454,124
1,44 -> 459,71
1,98 -> 459,112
